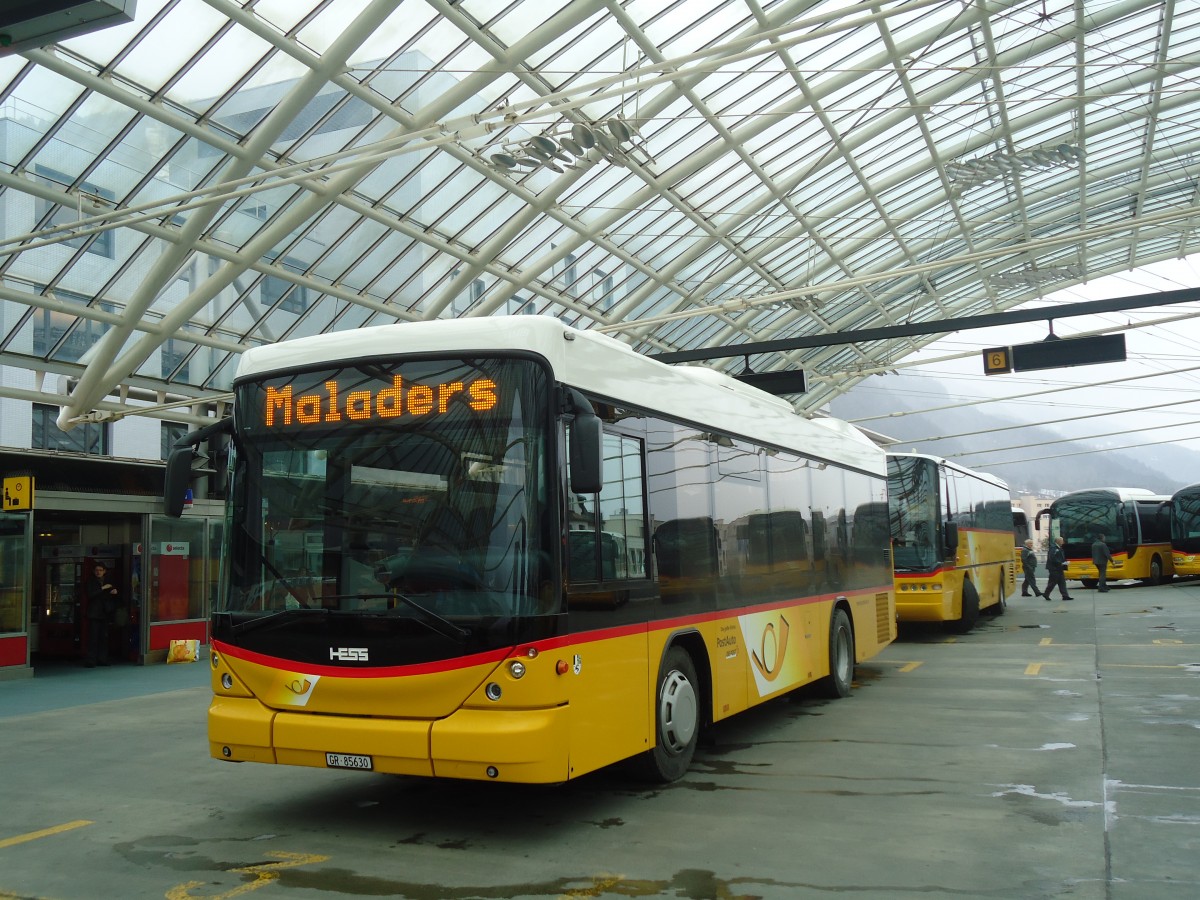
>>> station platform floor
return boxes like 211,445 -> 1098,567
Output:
0,654 -> 209,719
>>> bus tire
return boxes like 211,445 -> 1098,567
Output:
641,646 -> 700,782
1141,557 -> 1166,586
817,608 -> 854,699
1081,579 -> 1097,588
947,580 -> 979,634
989,582 -> 1006,616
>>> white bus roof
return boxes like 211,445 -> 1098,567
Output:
1056,488 -> 1168,502
235,316 -> 884,475
885,450 -> 1009,491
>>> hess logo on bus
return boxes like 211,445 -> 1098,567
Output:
264,376 -> 498,428
330,647 -> 368,662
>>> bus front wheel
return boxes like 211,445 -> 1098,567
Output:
1141,557 -> 1167,586
641,646 -> 700,782
947,580 -> 980,634
817,608 -> 854,699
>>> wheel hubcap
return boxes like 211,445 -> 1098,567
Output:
659,669 -> 698,754
834,629 -> 851,682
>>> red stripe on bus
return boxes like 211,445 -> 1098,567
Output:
213,583 -> 891,679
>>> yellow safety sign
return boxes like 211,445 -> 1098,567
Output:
3,475 -> 34,510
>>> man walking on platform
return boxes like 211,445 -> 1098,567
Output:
1020,539 -> 1042,597
1044,536 -> 1074,601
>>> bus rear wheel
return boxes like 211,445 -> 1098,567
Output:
946,580 -> 979,634
817,608 -> 853,699
640,646 -> 700,782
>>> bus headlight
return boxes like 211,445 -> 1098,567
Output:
509,661 -> 526,678
485,682 -> 502,701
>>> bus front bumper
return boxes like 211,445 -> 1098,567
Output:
894,583 -> 952,622
209,696 -> 571,783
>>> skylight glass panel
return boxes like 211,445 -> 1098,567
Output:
169,22 -> 276,112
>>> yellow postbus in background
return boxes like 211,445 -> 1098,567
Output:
1169,484 -> 1200,577
1037,488 -> 1173,586
167,317 -> 896,785
887,453 -> 1015,633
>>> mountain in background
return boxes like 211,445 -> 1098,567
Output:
827,373 -> 1196,496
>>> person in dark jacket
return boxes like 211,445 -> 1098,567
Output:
1091,533 -> 1113,592
1020,539 -> 1042,597
84,562 -> 119,667
1043,536 -> 1073,601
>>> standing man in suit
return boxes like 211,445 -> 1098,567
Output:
84,562 -> 119,666
1091,533 -> 1113,593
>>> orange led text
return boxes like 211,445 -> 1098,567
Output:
264,376 -> 498,427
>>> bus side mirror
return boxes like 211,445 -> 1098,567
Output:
163,417 -> 232,518
164,445 -> 194,518
944,521 -> 959,552
569,413 -> 604,495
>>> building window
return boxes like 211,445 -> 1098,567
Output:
594,268 -> 614,311
509,295 -> 536,315
32,403 -> 109,455
161,422 -> 189,460
31,300 -> 114,363
262,256 -> 309,314
33,165 -> 116,258
161,337 -> 191,380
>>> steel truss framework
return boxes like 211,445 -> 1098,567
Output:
0,0 -> 1195,428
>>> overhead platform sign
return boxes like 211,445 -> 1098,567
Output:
982,334 -> 1126,375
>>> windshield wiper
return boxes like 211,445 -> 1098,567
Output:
324,593 -> 469,642
228,607 -> 331,635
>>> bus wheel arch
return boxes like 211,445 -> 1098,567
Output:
816,603 -> 854,699
640,637 -> 707,782
946,578 -> 980,634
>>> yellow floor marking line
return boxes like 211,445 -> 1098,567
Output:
167,851 -> 329,900
875,660 -> 923,671
1025,663 -> 1043,675
0,820 -> 92,850
562,875 -> 625,898
1039,638 -> 1053,646
1103,663 -> 1189,670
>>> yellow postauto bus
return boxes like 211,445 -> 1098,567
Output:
1169,484 -> 1200,577
887,453 -> 1015,633
166,317 -> 895,784
1037,488 -> 1173,586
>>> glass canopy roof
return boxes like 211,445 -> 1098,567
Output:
0,0 -> 1196,430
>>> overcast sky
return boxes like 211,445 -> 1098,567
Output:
840,254 -> 1200,467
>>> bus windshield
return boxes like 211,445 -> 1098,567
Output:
222,358 -> 551,629
1171,489 -> 1200,550
1048,495 -> 1123,554
887,455 -> 940,571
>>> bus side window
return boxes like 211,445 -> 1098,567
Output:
567,429 -> 647,583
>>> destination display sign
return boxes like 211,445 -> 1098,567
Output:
259,374 -> 499,429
